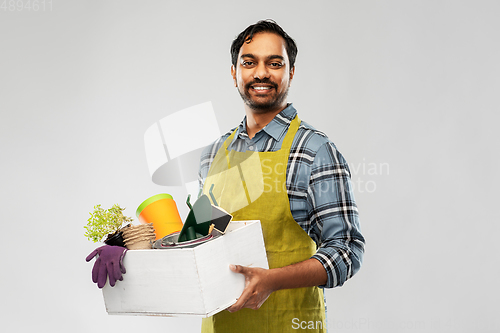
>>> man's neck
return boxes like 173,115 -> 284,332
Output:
244,104 -> 288,139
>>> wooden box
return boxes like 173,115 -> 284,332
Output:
102,220 -> 268,317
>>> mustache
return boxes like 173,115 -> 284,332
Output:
244,78 -> 278,90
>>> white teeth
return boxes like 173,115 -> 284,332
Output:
253,86 -> 271,90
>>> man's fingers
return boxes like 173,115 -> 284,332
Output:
227,264 -> 246,312
227,265 -> 273,312
227,287 -> 252,312
230,264 -> 248,275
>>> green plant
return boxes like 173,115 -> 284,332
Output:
84,204 -> 134,242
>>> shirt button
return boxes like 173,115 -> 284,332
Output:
248,145 -> 254,150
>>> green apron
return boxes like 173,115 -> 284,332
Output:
201,116 -> 326,333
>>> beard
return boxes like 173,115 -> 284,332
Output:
237,78 -> 290,114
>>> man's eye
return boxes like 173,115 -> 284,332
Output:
242,61 -> 254,66
270,63 -> 283,67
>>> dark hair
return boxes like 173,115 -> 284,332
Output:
230,19 -> 298,70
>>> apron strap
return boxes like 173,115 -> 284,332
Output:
281,115 -> 301,151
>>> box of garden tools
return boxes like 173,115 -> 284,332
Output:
101,220 -> 268,317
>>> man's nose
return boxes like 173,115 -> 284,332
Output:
253,63 -> 270,79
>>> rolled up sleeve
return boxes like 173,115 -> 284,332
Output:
308,142 -> 365,288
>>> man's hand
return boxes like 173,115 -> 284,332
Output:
227,264 -> 276,312
227,259 -> 327,313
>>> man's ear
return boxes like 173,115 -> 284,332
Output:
231,65 -> 237,87
289,66 -> 295,85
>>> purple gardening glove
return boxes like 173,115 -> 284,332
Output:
86,245 -> 128,289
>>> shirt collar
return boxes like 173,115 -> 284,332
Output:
228,103 -> 297,148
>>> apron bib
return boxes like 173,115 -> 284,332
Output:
201,116 -> 326,333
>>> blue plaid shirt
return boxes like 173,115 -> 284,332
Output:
199,104 -> 365,288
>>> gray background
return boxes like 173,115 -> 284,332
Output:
1,1 -> 499,332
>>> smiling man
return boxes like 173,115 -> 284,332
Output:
232,32 -> 293,119
199,20 -> 365,333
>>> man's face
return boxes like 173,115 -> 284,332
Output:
231,32 -> 295,114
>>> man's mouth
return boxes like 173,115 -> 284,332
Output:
253,86 -> 272,90
248,84 -> 275,94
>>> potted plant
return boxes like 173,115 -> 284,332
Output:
85,204 -> 133,246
